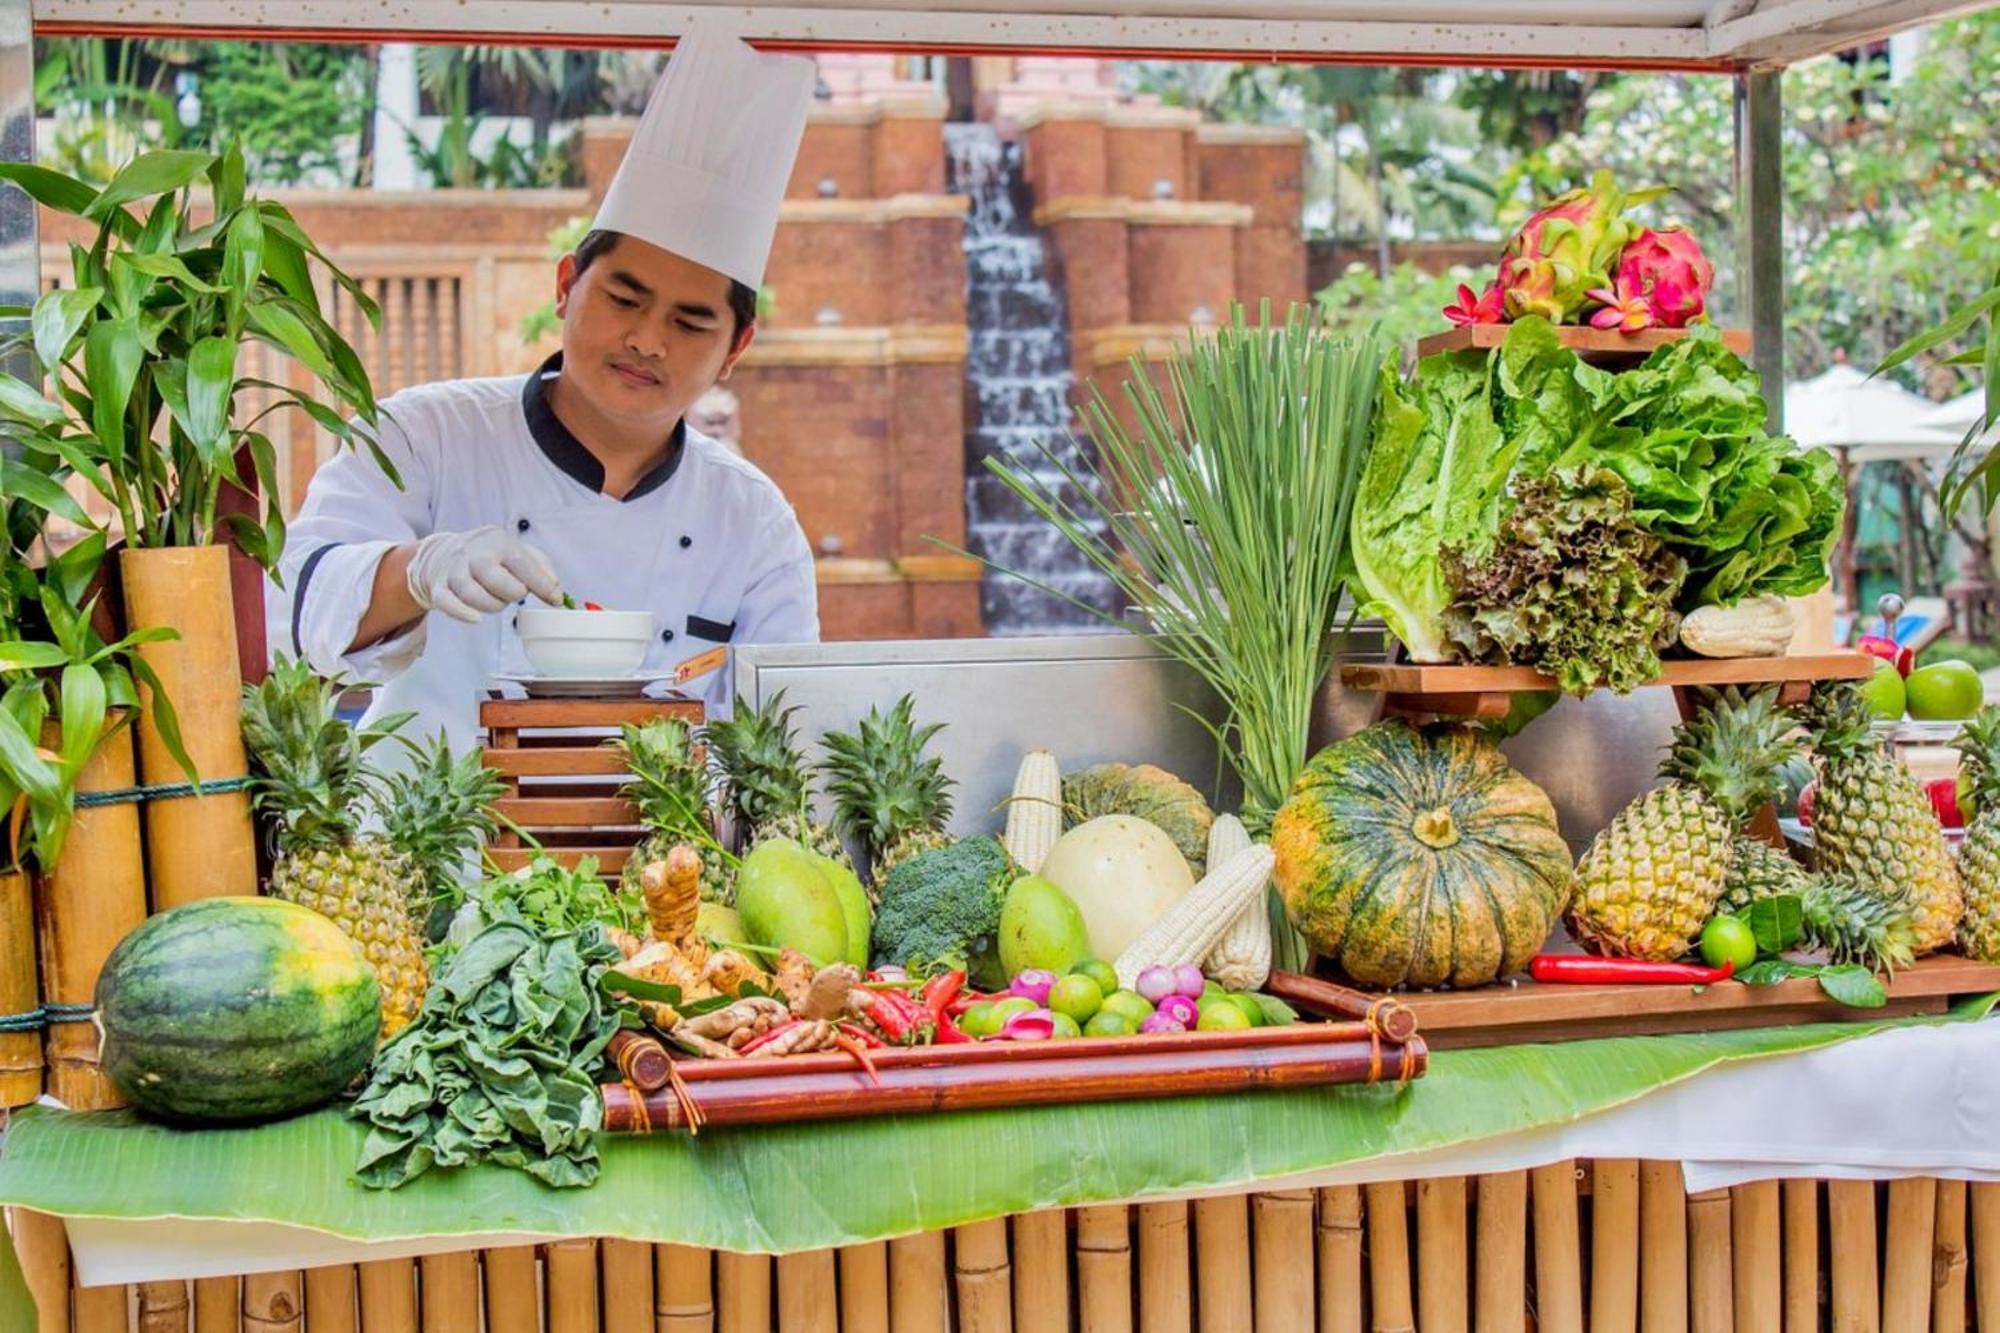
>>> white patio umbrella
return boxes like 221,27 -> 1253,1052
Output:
1917,387 -> 1998,447
1783,362 -> 1966,462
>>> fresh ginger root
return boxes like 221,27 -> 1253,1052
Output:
611,844 -> 772,1040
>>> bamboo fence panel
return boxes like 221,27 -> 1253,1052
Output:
1316,1186 -> 1363,1333
416,1251 -> 479,1333
10,1208 -> 71,1333
1252,1190 -> 1314,1333
138,1279 -> 190,1333
545,1241 -> 600,1333
717,1252 -> 772,1333
483,1247 -> 541,1333
1473,1173 -> 1527,1333
1194,1196 -> 1252,1333
1074,1206 -> 1133,1333
304,1264 -> 358,1333
598,1239 -> 654,1333
1591,1161 -> 1640,1333
656,1243 -> 716,1333
1686,1188 -> 1732,1333
0,870 -> 41,1107
840,1242 -> 890,1333
1829,1179 -> 1882,1333
776,1250 -> 838,1333
952,1221 -> 1012,1333
73,1282 -> 129,1332
1784,1179 -> 1820,1333
1010,1213 -> 1067,1333
1972,1185 -> 2000,1333
193,1277 -> 240,1333
1731,1180 -> 1781,1333
1933,1179 -> 1968,1333
1883,1178 -> 1938,1333
357,1260 -> 418,1333
1415,1177 -> 1467,1333
888,1232 -> 948,1333
243,1271 -> 305,1332
1135,1202 -> 1189,1333
1365,1181 -> 1415,1333
1529,1162 -> 1584,1333
1639,1161 -> 1689,1333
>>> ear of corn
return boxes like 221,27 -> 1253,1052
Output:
1201,814 -> 1273,990
1002,750 -> 1063,874
1113,843 -> 1275,991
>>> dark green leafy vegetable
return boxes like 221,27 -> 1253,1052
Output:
436,855 -> 643,965
351,920 -> 623,1190
1442,469 -> 1686,695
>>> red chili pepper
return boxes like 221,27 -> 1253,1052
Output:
946,992 -> 983,1018
582,601 -> 605,611
921,970 -> 966,1022
1529,955 -> 1734,986
879,988 -> 937,1046
933,1015 -> 974,1044
735,1019 -> 804,1055
854,990 -> 927,1045
835,1021 -> 885,1049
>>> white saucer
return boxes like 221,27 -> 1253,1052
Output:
490,672 -> 676,699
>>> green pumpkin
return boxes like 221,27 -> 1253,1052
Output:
1271,721 -> 1572,989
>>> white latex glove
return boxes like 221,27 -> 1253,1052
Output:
405,526 -> 562,624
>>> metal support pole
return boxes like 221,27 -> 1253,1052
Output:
0,0 -> 37,410
1733,68 -> 1784,434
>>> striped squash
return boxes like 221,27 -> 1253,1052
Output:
1270,721 -> 1572,989
96,896 -> 381,1123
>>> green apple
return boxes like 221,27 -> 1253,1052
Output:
1859,658 -> 1907,720
1906,660 -> 1983,721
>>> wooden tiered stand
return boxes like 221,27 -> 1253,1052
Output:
480,695 -> 704,878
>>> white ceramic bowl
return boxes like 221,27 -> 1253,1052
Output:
515,606 -> 655,678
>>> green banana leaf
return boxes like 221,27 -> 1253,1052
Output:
0,1219 -> 32,1330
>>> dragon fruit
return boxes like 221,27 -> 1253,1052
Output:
1500,170 -> 1650,325
1614,226 -> 1715,328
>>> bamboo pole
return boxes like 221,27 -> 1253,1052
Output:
303,1264 -> 357,1333
1366,1181 -> 1415,1333
10,1208 -> 71,1333
1882,1178 -> 1938,1333
953,1220 -> 1014,1333
482,1246 -> 541,1333
1731,1180 -> 1781,1333
418,1251 -> 480,1333
1010,1213 -> 1068,1333
716,1252 -> 771,1333
73,1282 -> 129,1332
1592,1161 -> 1640,1333
889,1232 -> 949,1333
1784,1180 -> 1820,1333
35,723 -> 145,1109
544,1240 -> 599,1333
1415,1177 -> 1468,1333
776,1251 -> 838,1333
1194,1196 -> 1252,1333
1828,1179 -> 1881,1333
656,1244 -> 716,1333
0,870 -> 43,1107
193,1277 -> 239,1333
1317,1186 -> 1364,1333
121,545 -> 258,907
1639,1161 -> 1689,1333
1971,1185 -> 2000,1333
1253,1190 -> 1315,1333
138,1280 -> 190,1333
1474,1173 -> 1527,1333
1933,1179 -> 1968,1333
1136,1202 -> 1189,1333
244,1271 -> 305,1333
840,1242 -> 890,1333
599,1239 -> 654,1333
357,1259 -> 418,1333
1075,1207 -> 1133,1333
1686,1189 -> 1732,1333
1529,1162 -> 1584,1333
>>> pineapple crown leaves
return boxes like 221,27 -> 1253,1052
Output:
240,655 -> 408,854
706,689 -> 814,829
818,694 -> 954,856
614,718 -> 716,842
1657,685 -> 1799,825
1802,681 -> 1886,765
374,731 -> 507,906
1954,706 -> 2000,807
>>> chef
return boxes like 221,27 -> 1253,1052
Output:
269,23 -> 818,755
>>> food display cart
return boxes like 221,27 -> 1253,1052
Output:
5,3 -> 2000,1332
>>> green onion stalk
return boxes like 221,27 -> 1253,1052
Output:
964,302 -> 1387,972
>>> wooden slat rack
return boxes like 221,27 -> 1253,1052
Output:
1340,654 -> 1876,720
1414,324 -> 1753,365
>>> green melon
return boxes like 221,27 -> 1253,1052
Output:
95,896 -> 382,1123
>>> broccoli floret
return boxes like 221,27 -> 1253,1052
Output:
869,835 -> 1015,985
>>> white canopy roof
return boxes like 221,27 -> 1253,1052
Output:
1784,362 -> 1969,461
30,0 -> 1996,67
1920,387 -> 1998,439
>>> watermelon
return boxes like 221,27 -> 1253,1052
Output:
95,896 -> 382,1123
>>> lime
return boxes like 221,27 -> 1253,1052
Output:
1195,999 -> 1252,1032
1049,1012 -> 1082,1039
1083,1010 -> 1135,1038
1223,992 -> 1265,1028
1048,974 -> 1104,1024
1070,959 -> 1119,993
1907,660 -> 1984,721
1699,915 -> 1758,972
1099,989 -> 1155,1027
958,1001 -> 1001,1038
1859,658 -> 1907,720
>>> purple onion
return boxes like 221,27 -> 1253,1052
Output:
1135,964 -> 1178,1004
1173,963 -> 1207,998
1139,1013 -> 1187,1035
999,1008 -> 1055,1041
1008,969 -> 1057,1005
1155,993 -> 1200,1028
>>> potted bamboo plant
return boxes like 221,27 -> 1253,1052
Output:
0,144 -> 384,909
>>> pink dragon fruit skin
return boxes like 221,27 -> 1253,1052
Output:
1615,226 -> 1715,329
1500,169 -> 1642,324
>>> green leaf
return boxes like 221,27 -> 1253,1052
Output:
0,161 -> 99,219
0,707 -> 58,805
0,374 -> 69,428
600,971 -> 684,1007
1816,964 -> 1888,1009
1873,283 -> 2000,377
113,252 -> 226,295
56,664 -> 106,784
83,149 -> 215,224
208,143 -> 246,217
32,286 -> 103,373
246,300 -> 338,382
222,207 -> 266,331
1734,959 -> 1801,987
125,654 -> 197,786
82,318 -> 143,467
0,459 -> 89,527
47,531 -> 106,607
1745,895 -> 1805,956
186,336 -> 238,459
0,642 -> 67,672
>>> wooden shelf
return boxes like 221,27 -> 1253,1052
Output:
1415,323 -> 1752,364
1341,654 -> 1875,717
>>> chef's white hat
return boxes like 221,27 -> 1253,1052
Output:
592,22 -> 814,290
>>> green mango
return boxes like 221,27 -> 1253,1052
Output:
810,852 -> 873,967
736,838 -> 849,966
696,902 -> 749,949
997,874 -> 1093,978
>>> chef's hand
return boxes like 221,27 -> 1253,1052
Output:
405,526 -> 562,624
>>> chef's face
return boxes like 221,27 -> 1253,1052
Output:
553,235 -> 754,434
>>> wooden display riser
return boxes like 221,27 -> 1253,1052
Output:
1341,653 -> 1876,720
1415,322 -> 1754,364
19,1168 -> 1994,1331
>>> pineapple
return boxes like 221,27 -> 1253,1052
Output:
1569,687 -> 1797,960
818,695 -> 955,881
1719,835 -> 1814,912
1721,839 -> 1917,974
1805,683 -> 1962,955
706,689 -> 847,862
1953,706 -> 2000,960
241,658 -> 429,1040
376,732 -> 507,942
617,718 -> 734,904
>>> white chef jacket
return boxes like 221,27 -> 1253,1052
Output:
267,353 -> 819,756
